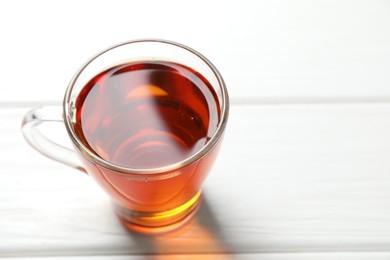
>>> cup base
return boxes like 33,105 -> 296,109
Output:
114,191 -> 202,234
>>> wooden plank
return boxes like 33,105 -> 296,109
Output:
1,0 -> 390,103
1,104 -> 390,257
2,252 -> 390,260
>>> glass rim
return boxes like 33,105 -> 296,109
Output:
63,39 -> 229,175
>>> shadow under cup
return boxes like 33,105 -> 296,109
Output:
23,40 -> 229,234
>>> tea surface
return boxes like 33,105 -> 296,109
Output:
74,61 -> 220,169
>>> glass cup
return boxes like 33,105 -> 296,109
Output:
21,39 -> 229,234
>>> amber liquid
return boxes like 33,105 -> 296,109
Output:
73,61 -> 223,230
74,61 -> 220,169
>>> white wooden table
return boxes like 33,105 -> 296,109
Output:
1,1 -> 390,259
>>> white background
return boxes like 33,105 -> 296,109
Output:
1,0 -> 390,103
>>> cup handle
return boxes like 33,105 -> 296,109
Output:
21,106 -> 86,173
